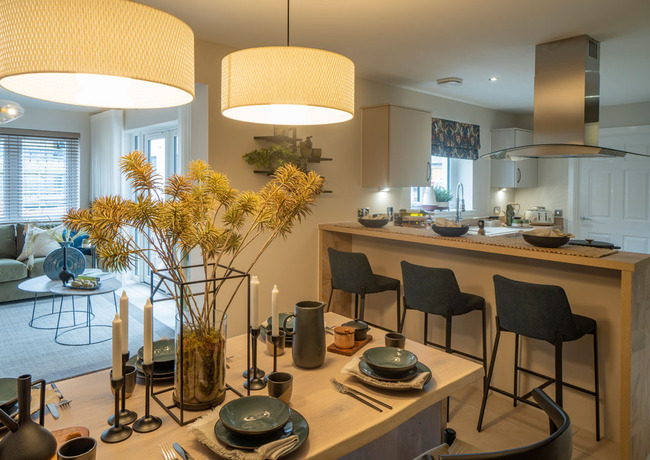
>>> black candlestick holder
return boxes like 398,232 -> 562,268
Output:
133,362 -> 162,433
243,326 -> 266,390
101,377 -> 132,443
108,352 -> 137,425
271,333 -> 283,373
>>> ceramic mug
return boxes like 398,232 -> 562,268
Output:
385,332 -> 406,348
110,365 -> 136,398
57,436 -> 97,460
267,372 -> 293,404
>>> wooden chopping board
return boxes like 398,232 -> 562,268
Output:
49,426 -> 90,460
327,335 -> 373,356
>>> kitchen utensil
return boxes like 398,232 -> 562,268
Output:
384,332 -> 406,348
569,239 -> 620,249
522,233 -> 570,248
431,225 -> 469,237
329,378 -> 382,412
160,442 -> 180,460
173,442 -> 194,460
524,207 -> 554,224
267,372 -> 293,404
358,216 -> 389,228
47,403 -> 59,419
333,326 -> 355,349
330,378 -> 392,410
341,320 -> 369,341
57,436 -> 96,460
284,301 -> 326,369
361,347 -> 418,376
219,396 -> 291,437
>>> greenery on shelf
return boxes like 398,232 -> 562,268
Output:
433,186 -> 453,203
243,143 -> 308,174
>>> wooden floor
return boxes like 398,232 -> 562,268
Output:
449,384 -> 620,460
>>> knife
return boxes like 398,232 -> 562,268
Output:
173,442 -> 193,460
47,403 -> 59,419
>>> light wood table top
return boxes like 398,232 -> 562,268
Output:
45,313 -> 483,459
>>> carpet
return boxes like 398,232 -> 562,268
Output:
0,294 -> 174,382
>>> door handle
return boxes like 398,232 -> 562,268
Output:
579,216 -> 593,221
426,161 -> 431,182
516,168 -> 521,184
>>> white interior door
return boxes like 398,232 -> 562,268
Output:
578,126 -> 650,253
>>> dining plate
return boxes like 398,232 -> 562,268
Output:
215,419 -> 294,450
128,355 -> 174,378
137,338 -> 175,363
214,409 -> 308,455
361,347 -> 418,376
358,360 -> 419,382
43,247 -> 86,281
219,396 -> 291,436
358,361 -> 432,388
0,378 -> 18,410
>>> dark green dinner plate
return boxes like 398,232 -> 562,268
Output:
219,395 -> 291,436
358,361 -> 432,388
0,378 -> 18,410
137,338 -> 175,363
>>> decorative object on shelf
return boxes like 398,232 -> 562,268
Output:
243,143 -> 308,174
0,0 -> 194,109
431,225 -> 469,237
0,375 -> 57,460
433,186 -> 453,210
0,100 -> 24,124
358,214 -> 390,228
285,301 -> 326,369
221,0 -> 354,125
421,187 -> 436,211
65,150 -> 324,424
299,136 -> 313,158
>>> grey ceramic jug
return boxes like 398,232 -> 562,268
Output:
284,301 -> 326,369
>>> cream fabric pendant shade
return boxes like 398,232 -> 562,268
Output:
221,46 -> 355,125
0,0 -> 195,109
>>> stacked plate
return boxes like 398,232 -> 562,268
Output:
359,347 -> 432,386
214,396 -> 309,454
261,314 -> 295,345
129,339 -> 175,381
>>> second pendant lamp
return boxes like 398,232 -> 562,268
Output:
221,1 -> 355,126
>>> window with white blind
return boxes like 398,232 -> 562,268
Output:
0,128 -> 80,223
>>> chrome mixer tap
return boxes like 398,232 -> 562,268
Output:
455,182 -> 465,223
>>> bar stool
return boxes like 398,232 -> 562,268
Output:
400,261 -> 488,420
326,247 -> 401,330
477,275 -> 600,441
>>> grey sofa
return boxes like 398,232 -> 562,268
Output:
0,223 -> 92,303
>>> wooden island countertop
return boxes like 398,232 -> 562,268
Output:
318,222 -> 650,460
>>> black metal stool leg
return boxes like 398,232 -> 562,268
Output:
398,302 -> 407,334
395,284 -> 401,332
359,294 -> 366,321
423,312 -> 428,345
513,333 -> 520,407
593,325 -> 601,441
478,323 -> 502,432
554,337 -> 563,407
354,294 -> 359,319
445,311 -> 452,422
481,303 -> 488,393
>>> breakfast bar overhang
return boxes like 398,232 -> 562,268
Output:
318,222 -> 650,460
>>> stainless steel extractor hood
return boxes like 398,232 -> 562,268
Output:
483,35 -> 642,160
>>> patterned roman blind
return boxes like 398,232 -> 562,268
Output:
0,128 -> 80,222
431,118 -> 481,160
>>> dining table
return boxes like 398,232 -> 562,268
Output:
40,312 -> 484,459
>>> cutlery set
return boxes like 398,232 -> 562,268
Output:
330,378 -> 392,412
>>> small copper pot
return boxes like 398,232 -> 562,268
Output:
333,326 -> 356,349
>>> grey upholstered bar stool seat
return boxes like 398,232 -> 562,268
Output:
477,275 -> 600,441
326,247 -> 401,331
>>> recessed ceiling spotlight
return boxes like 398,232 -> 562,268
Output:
489,76 -> 500,82
436,77 -> 463,86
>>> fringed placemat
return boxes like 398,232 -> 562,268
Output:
333,223 -> 617,258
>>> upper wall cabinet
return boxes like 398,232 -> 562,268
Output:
362,104 -> 432,188
490,128 -> 538,188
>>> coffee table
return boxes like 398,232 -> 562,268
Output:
50,278 -> 122,346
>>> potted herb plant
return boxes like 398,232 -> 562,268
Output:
433,186 -> 453,210
65,151 -> 324,408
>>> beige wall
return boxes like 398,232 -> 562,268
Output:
194,39 -> 517,335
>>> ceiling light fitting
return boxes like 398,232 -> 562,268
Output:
436,77 -> 463,86
0,100 -> 24,124
0,0 -> 195,109
489,77 -> 500,82
221,0 -> 355,125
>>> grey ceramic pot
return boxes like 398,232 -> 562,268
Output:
285,301 -> 326,369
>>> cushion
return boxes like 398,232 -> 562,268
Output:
0,258 -> 28,282
0,224 -> 16,259
29,257 -> 46,278
16,224 -> 65,263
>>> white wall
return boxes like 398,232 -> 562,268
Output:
4,108 -> 92,208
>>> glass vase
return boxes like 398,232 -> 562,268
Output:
173,309 -> 227,411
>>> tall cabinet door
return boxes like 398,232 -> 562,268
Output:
490,128 -> 537,188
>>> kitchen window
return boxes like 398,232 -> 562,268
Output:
0,128 -> 80,223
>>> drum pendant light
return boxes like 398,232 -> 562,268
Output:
221,1 -> 355,125
0,0 -> 195,109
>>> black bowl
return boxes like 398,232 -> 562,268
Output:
431,225 -> 469,237
522,233 -> 570,248
358,217 -> 390,228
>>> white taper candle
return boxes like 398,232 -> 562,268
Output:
251,275 -> 260,327
271,285 -> 279,336
120,290 -> 129,354
143,299 -> 153,365
112,314 -> 123,380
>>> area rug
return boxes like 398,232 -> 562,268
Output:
0,295 -> 174,382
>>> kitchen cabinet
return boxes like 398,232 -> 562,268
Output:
490,128 -> 537,188
361,104 -> 431,188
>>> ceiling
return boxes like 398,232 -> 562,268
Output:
2,0 -> 649,115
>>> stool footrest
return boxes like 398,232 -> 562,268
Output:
516,365 -> 598,398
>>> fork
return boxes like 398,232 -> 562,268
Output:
330,378 -> 383,412
51,382 -> 72,408
160,442 -> 180,460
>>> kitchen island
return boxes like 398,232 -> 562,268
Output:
318,222 -> 650,460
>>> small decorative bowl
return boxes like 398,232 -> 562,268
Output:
522,233 -> 570,248
362,347 -> 418,376
342,319 -> 369,341
431,225 -> 469,237
219,396 -> 291,437
358,217 -> 390,228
